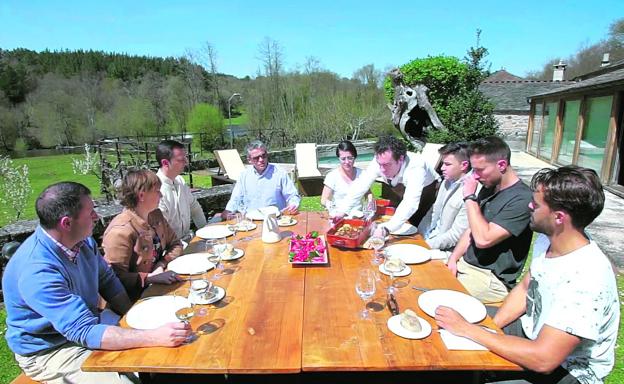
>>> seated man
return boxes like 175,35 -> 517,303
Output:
156,139 -> 207,239
447,136 -> 533,303
223,140 -> 301,216
436,165 -> 619,384
418,142 -> 477,258
2,182 -> 191,383
334,135 -> 439,237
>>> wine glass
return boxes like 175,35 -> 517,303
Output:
368,223 -> 386,266
384,255 -> 406,294
355,269 -> 376,320
206,237 -> 226,280
174,294 -> 195,342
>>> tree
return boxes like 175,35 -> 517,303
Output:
384,30 -> 498,143
187,103 -> 225,149
0,156 -> 31,223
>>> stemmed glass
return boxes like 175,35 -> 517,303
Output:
384,255 -> 406,294
206,237 -> 226,280
368,223 -> 386,266
355,269 -> 376,320
326,200 -> 336,227
174,293 -> 195,342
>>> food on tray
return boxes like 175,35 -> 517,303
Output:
400,309 -> 423,332
334,223 -> 364,238
289,231 -> 326,263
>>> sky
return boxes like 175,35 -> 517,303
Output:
1,0 -> 623,79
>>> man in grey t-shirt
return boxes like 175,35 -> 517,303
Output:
446,137 -> 532,303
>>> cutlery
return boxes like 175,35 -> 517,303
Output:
412,286 -> 430,292
387,293 -> 399,316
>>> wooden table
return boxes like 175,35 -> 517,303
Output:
83,212 -> 520,375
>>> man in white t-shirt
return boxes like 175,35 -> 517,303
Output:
156,140 -> 207,239
435,165 -> 619,384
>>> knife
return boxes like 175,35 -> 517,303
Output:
387,293 -> 399,316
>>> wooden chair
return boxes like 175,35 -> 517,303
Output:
294,143 -> 324,196
211,149 -> 247,185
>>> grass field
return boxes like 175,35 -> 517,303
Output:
0,156 -> 621,383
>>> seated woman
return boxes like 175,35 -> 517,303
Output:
103,169 -> 182,302
321,140 -> 372,210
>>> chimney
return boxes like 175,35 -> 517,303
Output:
553,60 -> 567,81
601,53 -> 610,67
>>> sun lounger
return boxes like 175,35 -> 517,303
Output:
295,143 -> 324,196
211,149 -> 246,185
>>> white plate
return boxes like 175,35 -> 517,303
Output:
188,286 -> 226,305
378,263 -> 412,277
387,314 -> 432,339
384,244 -> 431,264
278,218 -> 298,227
246,206 -> 281,221
234,222 -> 257,231
126,295 -> 191,330
418,289 -> 487,323
390,222 -> 418,236
167,253 -> 215,275
196,225 -> 235,239
220,248 -> 244,261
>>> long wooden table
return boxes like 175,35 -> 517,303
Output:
83,212 -> 520,374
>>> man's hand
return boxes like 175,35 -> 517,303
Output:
146,270 -> 182,285
446,258 -> 458,277
282,204 -> 299,215
462,173 -> 480,198
435,306 -> 473,338
150,322 -> 192,347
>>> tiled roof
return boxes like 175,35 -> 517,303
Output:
479,81 -> 571,111
530,67 -> 624,98
483,70 -> 524,82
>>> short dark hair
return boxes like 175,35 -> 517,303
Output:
335,140 -> 358,158
469,136 -> 511,164
374,136 -> 406,161
439,142 -> 471,169
156,140 -> 186,167
118,169 -> 162,209
531,165 -> 604,230
36,182 -> 91,229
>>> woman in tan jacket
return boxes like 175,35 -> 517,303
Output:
103,169 -> 183,302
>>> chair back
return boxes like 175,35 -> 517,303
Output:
214,149 -> 246,181
295,143 -> 322,178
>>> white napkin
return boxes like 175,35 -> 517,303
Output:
438,327 -> 496,350
429,249 -> 450,261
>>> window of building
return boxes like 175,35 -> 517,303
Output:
539,102 -> 558,160
557,100 -> 581,164
577,96 -> 612,174
529,103 -> 543,154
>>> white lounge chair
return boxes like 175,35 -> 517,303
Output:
294,143 -> 324,196
211,149 -> 246,185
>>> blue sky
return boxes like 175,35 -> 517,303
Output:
1,0 -> 622,79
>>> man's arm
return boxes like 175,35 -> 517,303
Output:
426,193 -> 469,251
445,228 -> 471,276
381,165 -> 427,233
493,271 -> 530,328
100,322 -> 191,350
465,199 -> 512,248
281,171 -> 301,209
223,173 -> 245,213
435,307 -> 580,373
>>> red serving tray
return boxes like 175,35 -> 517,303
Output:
326,219 -> 372,249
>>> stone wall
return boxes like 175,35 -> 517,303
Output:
494,112 -> 529,150
0,185 -> 234,253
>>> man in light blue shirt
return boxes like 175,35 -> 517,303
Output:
223,140 -> 301,216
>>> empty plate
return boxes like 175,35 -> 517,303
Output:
418,289 -> 486,323
384,244 -> 430,264
196,225 -> 234,239
126,295 -> 191,330
390,223 -> 418,236
167,253 -> 215,275
246,206 -> 281,221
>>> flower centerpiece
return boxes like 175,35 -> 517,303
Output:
288,231 -> 328,264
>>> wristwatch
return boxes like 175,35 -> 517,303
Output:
463,194 -> 478,202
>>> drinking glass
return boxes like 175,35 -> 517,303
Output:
384,255 -> 406,294
173,293 -> 195,342
206,237 -> 226,280
368,223 -> 386,266
355,269 -> 376,319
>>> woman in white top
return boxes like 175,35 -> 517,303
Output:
321,140 -> 372,210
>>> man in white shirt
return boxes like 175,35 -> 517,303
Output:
436,165 -> 619,384
156,140 -> 207,239
418,142 -> 476,256
334,135 -> 439,237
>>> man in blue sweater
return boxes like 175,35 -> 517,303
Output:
3,182 -> 191,383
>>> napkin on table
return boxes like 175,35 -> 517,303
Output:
438,327 -> 496,350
